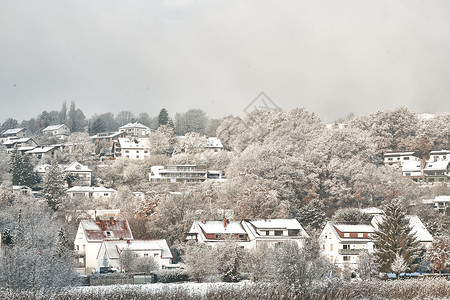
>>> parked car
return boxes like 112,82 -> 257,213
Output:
92,267 -> 117,274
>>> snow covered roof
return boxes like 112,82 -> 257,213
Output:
384,151 -> 417,157
3,137 -> 32,145
430,150 -> 450,155
434,195 -> 450,203
2,128 -> 25,135
101,239 -> 172,260
402,161 -> 421,172
333,223 -> 374,233
406,215 -> 433,242
119,122 -> 150,130
118,137 -> 150,149
91,132 -> 124,139
192,220 -> 246,235
80,219 -> 133,242
25,146 -> 56,154
247,219 -> 303,230
361,207 -> 384,215
42,124 -> 67,131
205,137 -> 223,148
425,161 -> 450,171
64,162 -> 91,172
34,164 -> 51,173
67,186 -> 116,193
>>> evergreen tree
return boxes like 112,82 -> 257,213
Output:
425,236 -> 450,274
42,160 -> 66,211
89,117 -> 106,135
59,101 -> 67,124
158,108 -> 169,127
296,199 -> 326,231
373,201 -> 423,273
53,227 -> 70,259
10,152 -> 40,187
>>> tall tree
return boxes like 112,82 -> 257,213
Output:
373,201 -> 423,273
59,101 -> 67,125
10,152 -> 39,187
158,108 -> 169,127
42,160 -> 66,211
67,101 -> 86,132
1,118 -> 19,132
115,111 -> 135,126
425,236 -> 450,274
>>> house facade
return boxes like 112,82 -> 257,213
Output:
67,186 -> 117,199
320,222 -> 375,270
114,137 -> 150,159
429,150 -> 450,162
42,124 -> 70,140
422,195 -> 450,214
402,160 -> 450,184
3,138 -> 38,154
90,131 -> 127,155
96,239 -> 173,271
384,151 -> 420,167
205,137 -> 224,152
25,146 -> 61,160
64,162 -> 92,186
149,165 -> 226,183
118,123 -> 151,138
1,128 -> 28,141
74,218 -> 134,274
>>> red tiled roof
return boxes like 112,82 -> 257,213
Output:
81,219 -> 134,242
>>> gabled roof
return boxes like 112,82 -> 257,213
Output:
425,160 -> 450,171
42,124 -> 68,132
206,137 -> 223,148
100,239 -> 172,260
190,220 -> 246,235
2,128 -> 25,135
119,122 -> 150,130
247,219 -> 303,230
430,150 -> 450,155
91,132 -> 124,139
402,161 -> 421,172
384,151 -> 417,157
3,137 -> 33,145
333,223 -> 374,233
64,162 -> 91,172
67,186 -> 116,193
25,146 -> 56,154
80,219 -> 133,242
434,195 -> 450,203
361,207 -> 384,215
243,219 -> 309,240
406,215 -> 433,242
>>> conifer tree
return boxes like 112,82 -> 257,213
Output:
373,201 -> 422,273
42,160 -> 66,211
158,108 -> 169,127
10,152 -> 40,187
296,199 -> 326,231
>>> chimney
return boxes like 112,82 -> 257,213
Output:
109,216 -> 114,225
127,240 -> 130,244
223,219 -> 227,228
202,218 -> 206,224
95,216 -> 100,224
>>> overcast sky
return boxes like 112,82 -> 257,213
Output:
1,0 -> 450,123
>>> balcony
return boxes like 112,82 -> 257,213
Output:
75,250 -> 86,257
338,248 -> 367,255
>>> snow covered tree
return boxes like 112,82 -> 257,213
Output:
391,253 -> 408,279
10,152 -> 39,187
181,132 -> 208,155
67,101 -> 86,132
42,160 -> 67,211
425,236 -> 450,274
53,227 -> 70,259
357,251 -> 378,281
158,108 -> 169,127
296,199 -> 326,232
373,202 -> 423,273
67,132 -> 95,163
182,242 -> 218,282
332,208 -> 372,223
174,109 -> 208,135
216,242 -> 244,282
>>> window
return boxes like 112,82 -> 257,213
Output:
125,150 -> 129,153
403,157 -> 409,160
144,253 -> 148,257
387,158 -> 393,161
265,230 -> 270,236
358,233 -> 363,238
330,255 -> 333,262
238,234 -> 245,239
214,234 -> 220,239
106,231 -> 111,237
343,256 -> 350,262
274,230 -> 283,236
343,244 -> 350,249
136,155 -> 139,159
330,244 -> 333,251
154,253 -> 159,257
344,233 -> 350,237
104,193 -> 109,196
144,151 -> 148,153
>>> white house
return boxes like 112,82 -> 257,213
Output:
96,239 -> 173,271
384,151 -> 420,167
118,123 -> 152,138
429,150 -> 450,162
320,222 -> 375,270
67,186 -> 117,199
1,128 -> 28,141
241,219 -> 309,248
186,218 -> 309,249
205,137 -> 224,152
42,124 -> 70,140
149,165 -> 226,183
402,160 -> 450,184
114,137 -> 150,159
74,218 -> 134,274
422,195 -> 450,214
25,146 -> 61,160
3,137 -> 38,154
64,162 -> 92,186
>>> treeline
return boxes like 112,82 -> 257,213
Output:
0,101 -> 222,137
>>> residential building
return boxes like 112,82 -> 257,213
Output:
90,131 -> 126,155
67,186 -> 117,199
42,124 -> 70,140
402,160 -> 450,184
118,123 -> 152,138
422,195 -> 450,214
149,165 -> 226,183
205,137 -> 224,152
320,221 -> 375,269
384,151 -> 420,167
1,128 -> 27,141
186,218 -> 309,249
12,185 -> 32,197
429,150 -> 450,162
241,219 -> 309,248
97,239 -> 173,271
114,137 -> 150,159
3,137 -> 38,154
74,218 -> 133,274
64,162 -> 92,186
25,146 -> 61,160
